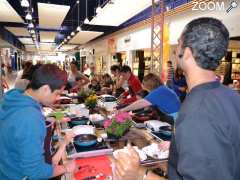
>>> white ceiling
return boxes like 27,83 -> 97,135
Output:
25,45 -> 36,52
0,0 -> 24,23
69,31 -> 104,44
39,42 -> 55,51
89,0 -> 151,26
40,31 -> 58,42
18,38 -> 34,45
38,3 -> 70,29
5,27 -> 30,36
0,38 -> 12,48
59,44 -> 78,51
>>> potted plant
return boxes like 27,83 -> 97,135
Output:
85,94 -> 97,109
104,112 -> 132,139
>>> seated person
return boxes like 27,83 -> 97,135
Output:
88,77 -> 101,92
67,61 -> 90,92
134,73 -> 160,101
101,73 -> 114,95
110,65 -> 126,97
119,65 -> 142,104
119,73 -> 180,120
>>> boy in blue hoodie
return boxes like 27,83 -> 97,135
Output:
0,64 -> 76,179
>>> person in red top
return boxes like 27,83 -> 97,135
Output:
119,65 -> 142,104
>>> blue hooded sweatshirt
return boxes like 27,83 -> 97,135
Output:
0,89 -> 53,179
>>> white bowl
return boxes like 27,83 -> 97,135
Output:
89,114 -> 105,122
72,125 -> 95,135
113,146 -> 147,161
142,143 -> 169,159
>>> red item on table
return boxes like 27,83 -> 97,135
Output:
74,155 -> 112,180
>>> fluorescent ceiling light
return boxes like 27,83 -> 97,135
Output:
5,27 -> 30,36
40,31 -> 57,43
21,0 -> 29,7
38,3 -> 70,28
0,0 -> 24,23
89,0 -> 151,26
69,30 -> 103,44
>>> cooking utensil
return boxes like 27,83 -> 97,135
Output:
74,134 -> 97,147
70,117 -> 89,125
82,173 -> 104,180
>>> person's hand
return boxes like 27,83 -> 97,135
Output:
114,145 -> 145,180
62,131 -> 75,145
158,141 -> 171,151
64,160 -> 77,173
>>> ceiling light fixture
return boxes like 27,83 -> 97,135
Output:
76,26 -> 81,32
76,0 -> 81,31
21,0 -> 29,7
26,12 -> 32,20
71,31 -> 75,36
96,0 -> 102,14
64,38 -> 67,42
96,6 -> 102,14
84,18 -> 89,24
84,0 -> 89,24
166,6 -> 170,11
28,22 -> 34,28
30,29 -> 35,34
67,36 -> 70,40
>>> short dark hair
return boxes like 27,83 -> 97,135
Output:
27,64 -> 67,91
110,65 -> 120,72
167,61 -> 172,65
120,65 -> 131,73
22,61 -> 32,70
70,60 -> 78,67
181,17 -> 229,70
22,64 -> 42,81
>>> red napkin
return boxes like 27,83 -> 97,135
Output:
74,155 -> 112,180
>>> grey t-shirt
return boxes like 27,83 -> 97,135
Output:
168,81 -> 240,180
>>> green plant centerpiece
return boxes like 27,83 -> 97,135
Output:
84,92 -> 97,109
104,112 -> 132,138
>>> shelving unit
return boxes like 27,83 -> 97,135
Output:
216,49 -> 240,82
231,50 -> 240,80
